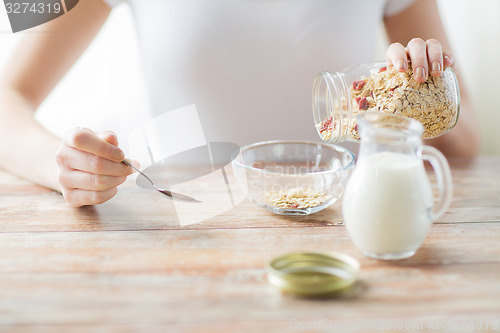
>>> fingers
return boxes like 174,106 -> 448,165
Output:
56,127 -> 134,207
443,50 -> 455,68
57,144 -> 132,177
406,38 -> 428,83
64,127 -> 124,162
425,39 -> 443,77
386,42 -> 408,72
99,130 -> 120,147
386,38 -> 452,83
63,187 -> 119,207
57,168 -> 128,192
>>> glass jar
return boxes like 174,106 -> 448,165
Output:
312,61 -> 460,143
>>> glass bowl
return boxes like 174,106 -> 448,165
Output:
232,140 -> 355,215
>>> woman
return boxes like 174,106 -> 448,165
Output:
0,0 -> 480,207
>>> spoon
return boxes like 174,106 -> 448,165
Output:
123,159 -> 201,203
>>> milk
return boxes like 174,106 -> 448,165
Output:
342,151 -> 434,258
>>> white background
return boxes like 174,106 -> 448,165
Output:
0,0 -> 498,154
0,3 -> 149,154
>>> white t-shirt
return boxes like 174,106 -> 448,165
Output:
104,0 -> 416,147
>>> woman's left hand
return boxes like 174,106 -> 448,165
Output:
386,38 -> 455,82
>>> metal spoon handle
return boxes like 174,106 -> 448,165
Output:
123,159 -> 201,203
123,159 -> 154,186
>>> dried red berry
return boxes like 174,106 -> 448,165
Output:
358,97 -> 369,110
353,80 -> 366,91
319,116 -> 333,133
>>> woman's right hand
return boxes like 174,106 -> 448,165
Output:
55,127 -> 134,207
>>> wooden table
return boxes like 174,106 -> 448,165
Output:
1,156 -> 499,332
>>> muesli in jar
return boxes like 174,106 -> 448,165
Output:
314,64 -> 460,142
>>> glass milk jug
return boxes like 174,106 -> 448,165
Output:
342,112 -> 453,260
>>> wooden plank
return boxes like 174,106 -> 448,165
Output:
2,319 -> 500,333
0,157 -> 499,233
0,222 -> 498,274
0,266 -> 498,330
0,158 -> 499,332
0,223 -> 498,328
439,157 -> 500,223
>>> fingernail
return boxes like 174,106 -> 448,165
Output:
431,61 -> 441,73
396,59 -> 407,70
113,149 -> 124,161
443,55 -> 451,67
415,67 -> 426,80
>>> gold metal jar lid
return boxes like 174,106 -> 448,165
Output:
267,252 -> 360,297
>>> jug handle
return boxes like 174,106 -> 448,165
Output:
420,145 -> 453,221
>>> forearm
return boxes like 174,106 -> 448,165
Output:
0,87 -> 61,191
425,96 -> 480,157
0,0 -> 118,203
